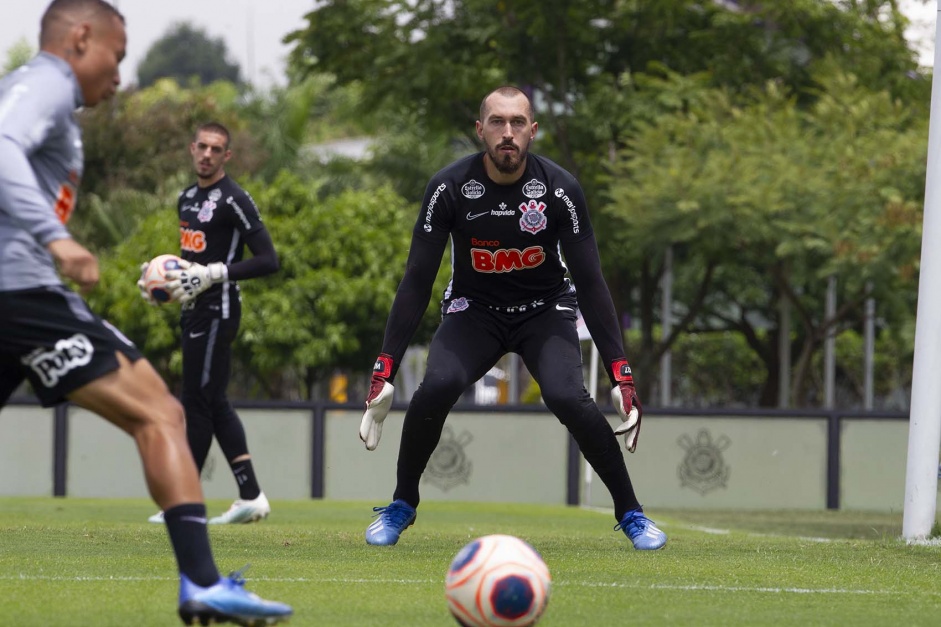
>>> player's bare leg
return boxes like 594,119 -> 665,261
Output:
68,352 -> 292,624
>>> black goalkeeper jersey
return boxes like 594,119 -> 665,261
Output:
417,151 -> 592,309
378,151 -> 629,379
177,175 -> 265,316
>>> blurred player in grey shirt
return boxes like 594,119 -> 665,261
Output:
0,1 -> 291,624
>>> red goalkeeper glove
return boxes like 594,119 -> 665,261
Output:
610,359 -> 643,453
359,353 -> 394,450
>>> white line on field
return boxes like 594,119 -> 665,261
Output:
0,574 -> 915,596
582,506 -> 835,542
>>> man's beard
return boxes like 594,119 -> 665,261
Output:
196,163 -> 219,180
489,141 -> 528,174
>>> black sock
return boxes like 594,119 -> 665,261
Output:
231,459 -> 261,500
164,503 -> 221,587
392,477 -> 420,510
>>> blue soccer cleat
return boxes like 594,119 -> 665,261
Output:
178,569 -> 293,626
615,507 -> 667,550
365,499 -> 417,546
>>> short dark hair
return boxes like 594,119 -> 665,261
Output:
479,86 -> 534,123
40,0 -> 124,47
195,122 -> 231,148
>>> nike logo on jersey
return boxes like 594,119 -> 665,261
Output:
556,304 -> 574,312
466,211 -> 489,221
189,331 -> 206,338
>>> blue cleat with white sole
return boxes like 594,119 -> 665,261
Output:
615,507 -> 667,550
365,499 -> 417,546
178,569 -> 293,626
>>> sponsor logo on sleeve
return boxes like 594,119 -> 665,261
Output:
424,183 -> 447,233
521,179 -> 547,199
53,183 -> 76,224
554,188 -> 580,234
228,196 -> 254,230
461,179 -> 485,199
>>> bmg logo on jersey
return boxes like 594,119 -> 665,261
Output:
22,333 -> 94,388
180,227 -> 207,252
471,246 -> 546,273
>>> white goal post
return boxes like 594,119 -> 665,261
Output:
903,0 -> 941,542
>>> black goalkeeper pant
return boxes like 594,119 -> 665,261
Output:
180,308 -> 250,473
392,295 -> 640,521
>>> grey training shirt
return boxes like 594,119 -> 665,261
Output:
0,52 -> 83,292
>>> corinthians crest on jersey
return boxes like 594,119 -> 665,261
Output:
518,199 -> 548,234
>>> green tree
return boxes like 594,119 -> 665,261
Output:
79,79 -> 249,200
286,0 -> 921,183
78,74 -> 333,208
605,70 -> 926,406
236,75 -> 332,180
238,174 -> 449,398
136,22 -> 241,88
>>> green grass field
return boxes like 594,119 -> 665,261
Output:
1,497 -> 939,626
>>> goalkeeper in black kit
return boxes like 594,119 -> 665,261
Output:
140,122 -> 279,526
359,86 -> 667,551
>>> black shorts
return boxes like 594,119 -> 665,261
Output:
0,285 -> 142,407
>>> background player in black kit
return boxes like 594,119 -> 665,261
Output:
358,86 -> 667,550
141,122 -> 279,525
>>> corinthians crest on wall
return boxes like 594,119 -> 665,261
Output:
424,425 -> 473,491
677,429 -> 731,495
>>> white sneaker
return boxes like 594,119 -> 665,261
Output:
208,492 -> 271,524
148,511 -> 165,524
